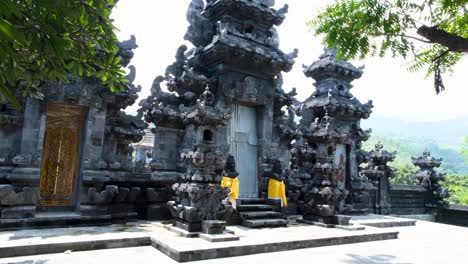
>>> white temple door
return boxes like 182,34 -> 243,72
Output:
229,104 -> 258,198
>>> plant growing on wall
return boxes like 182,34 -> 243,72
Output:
0,0 -> 127,108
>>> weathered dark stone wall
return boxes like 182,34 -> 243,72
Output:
79,170 -> 174,221
389,184 -> 427,215
436,205 -> 468,227
0,167 -> 174,222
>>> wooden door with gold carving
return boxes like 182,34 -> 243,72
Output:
37,103 -> 88,210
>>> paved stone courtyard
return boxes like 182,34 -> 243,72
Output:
0,218 -> 467,264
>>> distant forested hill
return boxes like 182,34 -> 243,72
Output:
362,116 -> 468,147
361,116 -> 468,175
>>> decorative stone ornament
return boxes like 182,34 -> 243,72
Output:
412,150 -> 449,209
360,142 -> 396,214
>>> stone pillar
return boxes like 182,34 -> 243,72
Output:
83,108 -> 107,169
36,113 -> 47,159
19,98 -> 41,166
377,174 -> 392,215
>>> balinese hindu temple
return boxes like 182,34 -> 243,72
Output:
0,0 -> 465,231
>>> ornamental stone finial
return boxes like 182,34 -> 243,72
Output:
200,85 -> 215,106
423,149 -> 431,158
375,141 -> 383,152
319,47 -> 337,60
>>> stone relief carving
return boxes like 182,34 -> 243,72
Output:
0,185 -> 38,206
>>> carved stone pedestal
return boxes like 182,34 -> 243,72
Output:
175,220 -> 202,233
202,220 -> 226,234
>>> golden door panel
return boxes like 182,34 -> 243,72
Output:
37,103 -> 88,207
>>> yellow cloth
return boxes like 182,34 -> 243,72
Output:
221,176 -> 240,203
268,178 -> 288,207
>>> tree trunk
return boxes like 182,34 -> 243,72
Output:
417,25 -> 468,53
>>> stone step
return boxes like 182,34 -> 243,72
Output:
236,198 -> 268,205
0,214 -> 113,231
242,218 -> 288,228
239,211 -> 282,220
236,204 -> 274,212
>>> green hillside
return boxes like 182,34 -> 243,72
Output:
362,135 -> 468,175
362,135 -> 468,205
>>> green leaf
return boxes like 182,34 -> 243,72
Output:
0,18 -> 25,43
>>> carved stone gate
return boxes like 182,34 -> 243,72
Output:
37,102 -> 88,211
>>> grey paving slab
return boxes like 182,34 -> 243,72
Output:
198,232 -> 240,242
0,218 -> 398,262
0,220 -> 467,264
350,214 -> 417,228
0,222 -> 160,258
151,223 -> 397,262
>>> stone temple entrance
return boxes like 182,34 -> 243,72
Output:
36,102 -> 88,211
229,104 -> 259,198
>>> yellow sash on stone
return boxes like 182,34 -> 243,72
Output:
268,178 -> 288,207
221,176 -> 240,203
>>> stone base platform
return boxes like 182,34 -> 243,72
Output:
350,214 -> 417,228
397,214 -> 436,222
160,223 -> 240,242
0,220 -> 399,262
198,232 -> 240,243
151,224 -> 398,262
300,219 -> 366,231
0,214 -> 115,231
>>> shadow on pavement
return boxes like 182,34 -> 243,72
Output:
345,254 -> 415,264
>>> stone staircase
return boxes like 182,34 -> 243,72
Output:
236,198 -> 288,228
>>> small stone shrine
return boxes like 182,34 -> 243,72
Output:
361,142 -> 396,215
412,150 -> 449,210
166,86 -> 234,233
288,48 -> 373,225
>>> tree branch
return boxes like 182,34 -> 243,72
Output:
417,25 -> 468,52
372,33 -> 432,43
432,49 -> 449,63
399,34 -> 432,43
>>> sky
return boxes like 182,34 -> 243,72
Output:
111,0 -> 468,122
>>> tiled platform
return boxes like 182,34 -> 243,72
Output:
350,214 -> 417,228
152,223 -> 398,262
0,216 -> 400,262
2,220 -> 468,264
